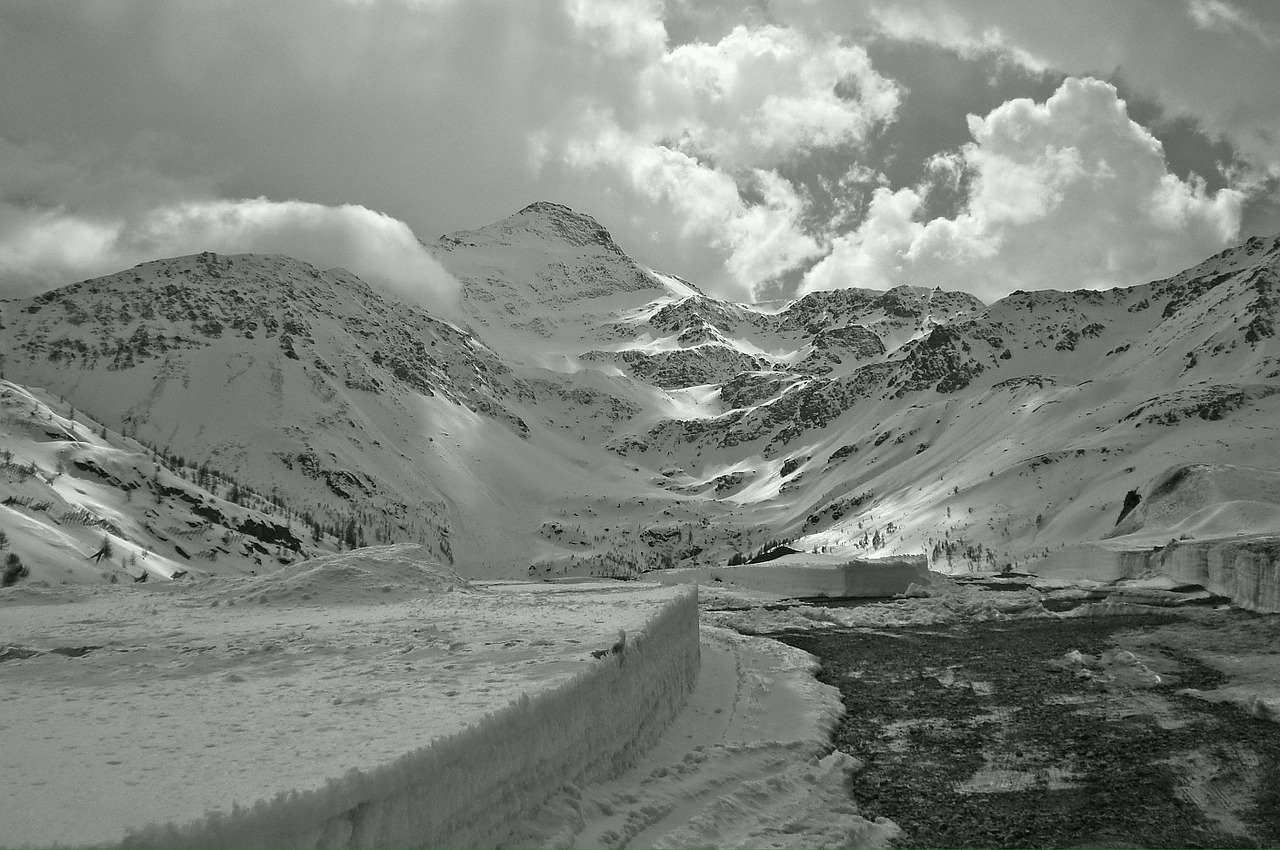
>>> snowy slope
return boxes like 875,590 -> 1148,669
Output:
433,208 -> 1280,576
3,205 -> 1278,583
0,379 -> 332,585
0,251 -> 679,576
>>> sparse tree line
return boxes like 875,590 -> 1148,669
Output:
929,536 -> 1001,571
727,536 -> 795,566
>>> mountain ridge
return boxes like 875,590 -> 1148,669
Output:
2,206 -> 1278,586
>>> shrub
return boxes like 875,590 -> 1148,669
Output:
2,552 -> 29,587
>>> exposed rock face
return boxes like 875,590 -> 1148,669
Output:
583,345 -> 765,389
3,252 -> 523,422
1116,490 -> 1142,526
797,325 -> 886,375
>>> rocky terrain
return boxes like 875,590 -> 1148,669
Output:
779,606 -> 1280,849
2,203 -> 1278,600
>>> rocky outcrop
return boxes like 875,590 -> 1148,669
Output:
584,345 -> 765,389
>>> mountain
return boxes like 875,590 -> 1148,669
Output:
2,204 -> 1278,586
0,379 -> 330,584
433,207 -> 1280,573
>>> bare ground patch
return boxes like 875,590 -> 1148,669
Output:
775,611 -> 1280,848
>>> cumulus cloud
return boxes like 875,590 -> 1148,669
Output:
2,3 -> 1273,305
552,21 -> 899,298
799,0 -> 1280,182
802,77 -> 1244,300
564,118 -> 822,299
639,25 -> 900,168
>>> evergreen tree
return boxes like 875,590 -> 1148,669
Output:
90,535 -> 114,564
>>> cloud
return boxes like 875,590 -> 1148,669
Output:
563,117 -> 822,299
1188,0 -> 1248,30
124,199 -> 461,312
1186,0 -> 1277,43
0,187 -> 459,314
550,21 -> 899,298
865,5 -> 1049,72
0,2 -> 617,280
802,77 -> 1244,300
2,2 -> 1273,305
639,25 -> 900,168
795,0 -> 1280,182
564,0 -> 667,58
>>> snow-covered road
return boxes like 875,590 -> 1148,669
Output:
510,626 -> 898,849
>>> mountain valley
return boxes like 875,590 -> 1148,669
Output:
2,202 -> 1278,594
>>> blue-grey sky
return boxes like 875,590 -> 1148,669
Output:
2,0 -> 1278,305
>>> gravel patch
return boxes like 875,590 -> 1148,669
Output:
773,611 -> 1280,848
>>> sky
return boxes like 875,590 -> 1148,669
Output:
2,0 -> 1279,307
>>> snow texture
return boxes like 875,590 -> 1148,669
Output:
122,587 -> 699,848
0,547 -> 699,849
508,625 -> 900,849
1031,539 -> 1280,613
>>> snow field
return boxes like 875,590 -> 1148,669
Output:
125,587 -> 701,849
0,549 -> 700,848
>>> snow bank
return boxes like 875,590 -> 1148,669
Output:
1029,537 -> 1280,613
650,750 -> 895,849
510,625 -> 900,849
1126,537 -> 1280,614
1022,543 -> 1132,583
120,588 -> 700,849
194,543 -> 472,605
660,554 -> 929,598
644,628 -> 900,849
2,551 -> 700,848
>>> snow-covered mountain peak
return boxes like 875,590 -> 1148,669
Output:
2,213 -> 1278,588
441,201 -> 625,256
431,204 -> 679,361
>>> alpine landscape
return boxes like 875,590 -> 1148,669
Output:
3,2 -> 1280,848
4,202 -> 1280,592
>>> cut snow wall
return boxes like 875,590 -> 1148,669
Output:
1029,538 -> 1280,613
661,555 -> 929,598
1119,538 -> 1280,614
120,588 -> 700,849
